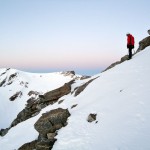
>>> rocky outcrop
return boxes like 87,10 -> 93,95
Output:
28,90 -> 40,96
0,128 -> 10,136
80,75 -> 91,80
148,29 -> 150,35
9,91 -> 22,101
40,80 -> 75,103
0,72 -> 18,87
61,71 -> 75,76
10,80 -> 74,129
11,99 -> 41,127
34,108 -> 70,136
137,36 -> 150,52
0,77 -> 7,87
19,108 -> 70,150
71,104 -> 78,109
18,140 -> 38,150
87,113 -> 97,123
0,71 -> 6,76
103,55 -> 129,72
74,77 -> 99,97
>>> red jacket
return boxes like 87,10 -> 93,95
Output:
127,34 -> 134,46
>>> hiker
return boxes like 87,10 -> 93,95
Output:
126,33 -> 135,59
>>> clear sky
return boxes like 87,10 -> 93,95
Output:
0,0 -> 150,75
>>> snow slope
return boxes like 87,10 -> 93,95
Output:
0,47 -> 150,150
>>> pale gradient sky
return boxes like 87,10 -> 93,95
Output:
0,0 -> 150,75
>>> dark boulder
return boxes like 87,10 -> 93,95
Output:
9,91 -> 22,101
34,108 -> 70,137
40,80 -> 74,103
0,128 -> 9,136
137,36 -> 150,51
87,113 -> 97,123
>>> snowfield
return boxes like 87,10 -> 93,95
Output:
0,47 -> 150,150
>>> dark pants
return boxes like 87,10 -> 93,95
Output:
127,45 -> 134,59
128,48 -> 132,59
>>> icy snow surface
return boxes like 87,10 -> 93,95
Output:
0,47 -> 150,150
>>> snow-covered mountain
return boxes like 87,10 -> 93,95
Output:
0,36 -> 150,150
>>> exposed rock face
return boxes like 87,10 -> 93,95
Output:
74,77 -> 99,97
34,108 -> 70,137
10,80 -> 74,128
0,71 -> 6,76
0,77 -> 7,87
40,80 -> 74,103
62,71 -> 75,76
0,128 -> 10,136
8,73 -> 17,82
137,36 -> 150,51
18,140 -> 38,150
71,104 -> 78,109
148,29 -> 150,35
11,100 -> 41,127
87,113 -> 97,123
103,55 -> 129,72
9,91 -> 22,101
80,75 -> 91,80
28,90 -> 40,96
19,108 -> 70,150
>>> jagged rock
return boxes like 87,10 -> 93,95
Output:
87,113 -> 97,123
71,104 -> 78,109
36,139 -> 56,150
18,140 -> 38,150
0,77 -> 7,87
9,91 -> 22,101
47,133 -> 57,140
120,55 -> 129,62
0,128 -> 9,136
40,80 -> 74,103
28,90 -> 40,96
34,108 -> 70,137
11,104 -> 40,127
8,81 -> 73,136
80,75 -> 91,80
19,108 -> 70,150
20,81 -> 29,88
74,77 -> 98,97
6,68 -> 10,71
137,36 -> 150,51
61,71 -> 75,76
7,73 -> 18,85
58,99 -> 64,104
103,55 -> 129,72
0,71 -> 6,76
148,29 -> 150,35
26,97 -> 37,107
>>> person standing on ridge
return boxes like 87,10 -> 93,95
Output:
126,33 -> 135,59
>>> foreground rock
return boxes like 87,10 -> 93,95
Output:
19,108 -> 70,150
87,113 -> 97,123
